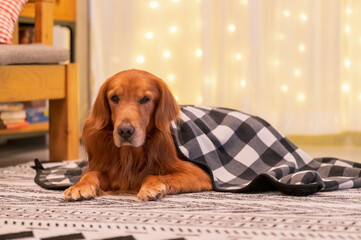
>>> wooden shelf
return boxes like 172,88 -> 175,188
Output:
20,0 -> 76,22
0,122 -> 49,135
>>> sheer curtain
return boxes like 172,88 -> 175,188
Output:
90,0 -> 361,135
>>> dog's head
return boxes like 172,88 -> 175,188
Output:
89,69 -> 179,148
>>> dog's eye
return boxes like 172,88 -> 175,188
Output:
138,96 -> 150,104
110,95 -> 119,103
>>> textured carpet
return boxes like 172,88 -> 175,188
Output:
1,163 -> 361,240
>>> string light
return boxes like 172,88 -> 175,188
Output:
241,0 -> 248,5
172,0 -> 179,2
300,13 -> 307,21
274,59 -> 280,66
228,24 -> 236,32
342,83 -> 350,92
204,77 -> 214,86
345,25 -> 351,34
298,44 -> 305,52
112,56 -> 120,64
167,74 -> 175,82
195,49 -> 203,57
344,59 -> 351,68
277,33 -> 284,40
346,7 -> 353,15
145,31 -> 153,39
174,95 -> 179,102
149,1 -> 159,9
294,69 -> 302,77
297,93 -> 306,102
240,79 -> 246,88
163,50 -> 171,58
359,93 -> 361,101
281,84 -> 288,93
169,26 -> 178,33
283,10 -> 290,17
196,95 -> 203,104
235,53 -> 242,60
136,55 -> 145,64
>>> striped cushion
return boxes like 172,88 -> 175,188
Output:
0,0 -> 28,44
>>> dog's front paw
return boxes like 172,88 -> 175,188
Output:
64,184 -> 98,201
137,182 -> 166,201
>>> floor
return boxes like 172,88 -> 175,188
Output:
0,136 -> 86,167
0,136 -> 361,168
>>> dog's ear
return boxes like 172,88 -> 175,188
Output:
154,78 -> 180,131
87,80 -> 111,130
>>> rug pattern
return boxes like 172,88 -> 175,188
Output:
1,163 -> 361,240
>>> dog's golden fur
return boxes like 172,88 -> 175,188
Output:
64,69 -> 212,201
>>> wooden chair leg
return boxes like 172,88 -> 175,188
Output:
49,64 -> 79,161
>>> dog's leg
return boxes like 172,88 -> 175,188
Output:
64,171 -> 109,201
137,161 -> 212,201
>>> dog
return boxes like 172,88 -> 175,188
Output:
64,69 -> 212,201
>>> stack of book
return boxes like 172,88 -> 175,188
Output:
0,102 -> 28,129
0,101 -> 49,130
25,101 -> 49,124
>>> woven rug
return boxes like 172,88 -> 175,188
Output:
1,162 -> 361,240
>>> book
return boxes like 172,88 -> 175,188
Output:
5,121 -> 29,129
0,102 -> 24,112
26,107 -> 49,123
0,118 -> 26,124
27,115 -> 49,124
0,120 -> 29,129
0,110 -> 26,120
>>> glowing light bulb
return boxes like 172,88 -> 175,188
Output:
344,59 -> 351,68
136,55 -> 145,64
240,79 -> 246,88
112,56 -> 120,64
300,13 -> 307,21
283,10 -> 290,17
196,95 -> 203,104
167,74 -> 175,82
346,7 -> 352,15
169,26 -> 178,33
163,50 -> 171,58
294,69 -> 302,77
298,44 -> 305,52
228,24 -> 236,32
274,59 -> 280,66
281,84 -> 288,93
277,33 -> 284,40
149,1 -> 159,8
297,93 -> 306,102
241,0 -> 248,4
359,93 -> 361,101
235,53 -> 242,60
172,0 -> 179,2
345,25 -> 351,34
342,83 -> 350,92
145,31 -> 154,39
195,49 -> 203,57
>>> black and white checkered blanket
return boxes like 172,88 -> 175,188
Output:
34,105 -> 361,196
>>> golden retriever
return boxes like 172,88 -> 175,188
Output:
64,69 -> 212,201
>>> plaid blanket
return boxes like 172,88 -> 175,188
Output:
34,105 -> 361,196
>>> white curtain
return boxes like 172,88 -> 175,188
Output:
90,0 -> 361,135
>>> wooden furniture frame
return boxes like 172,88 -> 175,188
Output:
0,0 -> 79,161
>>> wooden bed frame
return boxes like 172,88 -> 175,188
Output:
0,0 -> 79,161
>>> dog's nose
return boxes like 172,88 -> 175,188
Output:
117,123 -> 135,139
